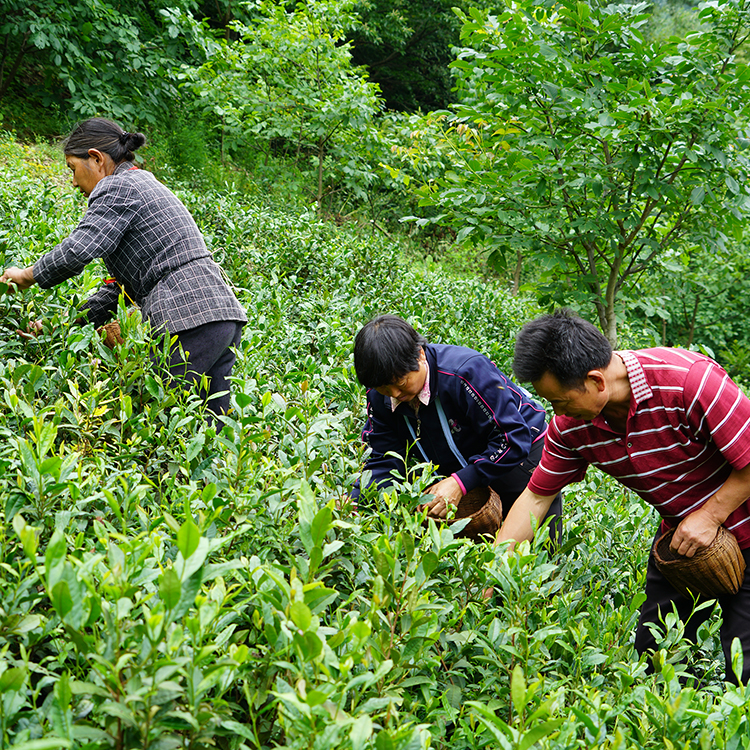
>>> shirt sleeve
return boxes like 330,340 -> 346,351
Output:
352,392 -> 410,499
684,357 -> 750,470
449,356 -> 546,493
527,418 -> 590,496
33,179 -> 141,289
78,282 -> 122,327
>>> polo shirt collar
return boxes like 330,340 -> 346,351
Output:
617,350 -> 652,404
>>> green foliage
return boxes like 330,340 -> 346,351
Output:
643,0 -> 702,43
625,241 -> 750,377
184,0 -> 383,210
0,0 -> 210,124
348,0 -> 467,112
1,132 -> 749,749
0,0 -> 437,220
404,0 -> 750,345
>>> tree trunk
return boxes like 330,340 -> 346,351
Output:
603,304 -> 618,348
0,32 -> 30,97
220,115 -> 225,164
600,258 -> 621,347
316,140 -> 324,214
591,262 -> 620,347
0,34 -> 9,93
686,295 -> 700,348
512,249 -> 523,295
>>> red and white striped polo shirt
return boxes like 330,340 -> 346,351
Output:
528,348 -> 750,548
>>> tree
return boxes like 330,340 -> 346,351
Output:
348,0 -> 509,113
0,0 -> 206,124
627,241 -> 750,361
347,0 -> 464,112
408,0 -> 750,344
186,0 -> 382,210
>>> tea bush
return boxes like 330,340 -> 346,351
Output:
0,133 -> 747,749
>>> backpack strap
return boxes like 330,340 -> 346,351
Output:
403,415 -> 431,463
435,396 -> 468,468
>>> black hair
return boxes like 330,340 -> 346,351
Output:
63,118 -> 146,163
353,315 -> 427,388
513,308 -> 612,387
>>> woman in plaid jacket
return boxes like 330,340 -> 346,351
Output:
1,118 -> 247,414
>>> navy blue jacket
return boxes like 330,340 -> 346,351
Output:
354,343 -> 548,499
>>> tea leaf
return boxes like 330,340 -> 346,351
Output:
160,566 -> 182,610
177,518 -> 201,559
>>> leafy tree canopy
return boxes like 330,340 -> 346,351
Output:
0,0 -> 210,124
185,0 -> 383,208
347,0 -> 465,112
406,0 -> 750,344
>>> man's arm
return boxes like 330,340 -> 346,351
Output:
677,357 -> 750,556
671,463 -> 750,557
493,487 -> 559,550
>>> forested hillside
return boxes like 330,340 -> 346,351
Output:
1,0 -> 750,747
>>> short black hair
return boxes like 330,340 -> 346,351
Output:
63,118 -> 146,164
353,315 -> 427,388
513,309 -> 612,387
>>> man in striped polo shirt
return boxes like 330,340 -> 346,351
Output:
497,309 -> 750,684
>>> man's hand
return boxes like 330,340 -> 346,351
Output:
671,507 -> 721,557
1,266 -> 36,291
419,476 -> 463,518
670,464 -> 750,557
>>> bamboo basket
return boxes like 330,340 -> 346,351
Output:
427,486 -> 503,542
653,526 -> 746,599
100,321 -> 124,349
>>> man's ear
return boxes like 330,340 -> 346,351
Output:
587,370 -> 607,392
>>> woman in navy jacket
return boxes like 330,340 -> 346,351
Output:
353,315 -> 562,530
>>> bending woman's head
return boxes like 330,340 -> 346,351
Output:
63,118 -> 146,164
354,315 -> 427,388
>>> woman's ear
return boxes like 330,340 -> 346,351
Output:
87,148 -> 106,164
87,148 -> 115,175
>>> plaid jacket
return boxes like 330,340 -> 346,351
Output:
33,162 -> 247,333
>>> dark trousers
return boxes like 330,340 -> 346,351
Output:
159,320 -> 243,415
634,540 -> 750,684
492,437 -> 564,544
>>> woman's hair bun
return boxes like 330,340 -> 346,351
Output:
120,131 -> 146,151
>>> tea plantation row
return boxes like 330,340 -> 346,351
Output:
0,134 -> 748,749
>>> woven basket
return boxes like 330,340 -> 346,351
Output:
99,321 -> 124,349
426,486 -> 503,542
653,526 -> 746,599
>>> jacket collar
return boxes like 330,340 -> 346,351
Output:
113,161 -> 136,175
